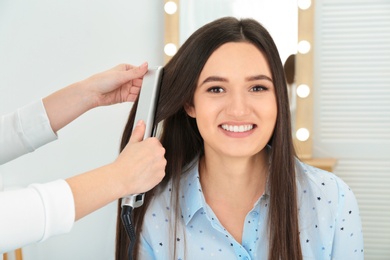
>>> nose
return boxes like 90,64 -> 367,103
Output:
225,92 -> 251,117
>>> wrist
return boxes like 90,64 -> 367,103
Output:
43,81 -> 96,132
105,162 -> 133,199
70,80 -> 99,110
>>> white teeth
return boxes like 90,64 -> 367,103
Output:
221,124 -> 254,133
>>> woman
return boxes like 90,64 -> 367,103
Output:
116,17 -> 363,260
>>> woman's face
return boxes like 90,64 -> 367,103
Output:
186,42 -> 277,159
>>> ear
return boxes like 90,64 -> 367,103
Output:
184,103 -> 196,118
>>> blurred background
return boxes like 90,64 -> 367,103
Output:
1,0 -> 389,259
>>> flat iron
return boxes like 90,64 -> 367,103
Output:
120,66 -> 163,260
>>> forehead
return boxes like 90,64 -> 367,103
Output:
199,42 -> 272,79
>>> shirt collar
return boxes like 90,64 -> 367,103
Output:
179,157 -> 271,226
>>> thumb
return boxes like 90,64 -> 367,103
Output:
123,62 -> 148,80
129,120 -> 146,143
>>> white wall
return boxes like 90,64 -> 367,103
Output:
0,1 -> 164,259
313,0 -> 390,258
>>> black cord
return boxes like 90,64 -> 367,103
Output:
121,205 -> 136,260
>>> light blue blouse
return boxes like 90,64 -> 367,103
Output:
138,159 -> 364,259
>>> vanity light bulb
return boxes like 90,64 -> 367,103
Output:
296,84 -> 310,98
296,128 -> 310,142
164,43 -> 177,56
298,0 -> 312,10
164,1 -> 177,15
298,40 -> 311,54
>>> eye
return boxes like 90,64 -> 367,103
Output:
207,86 -> 225,93
250,85 -> 268,92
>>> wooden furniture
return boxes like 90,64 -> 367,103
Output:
302,157 -> 338,172
3,248 -> 23,260
295,0 -> 338,173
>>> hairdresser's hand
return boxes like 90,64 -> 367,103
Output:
114,120 -> 166,195
67,119 -> 165,220
43,62 -> 149,132
83,62 -> 149,107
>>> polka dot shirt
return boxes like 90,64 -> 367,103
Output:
138,159 -> 364,259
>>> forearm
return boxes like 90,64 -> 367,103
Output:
66,164 -> 127,221
41,63 -> 148,133
42,81 -> 96,133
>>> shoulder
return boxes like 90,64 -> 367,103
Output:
296,160 -> 352,196
140,183 -> 173,247
295,159 -> 358,214
145,182 -> 173,221
141,160 -> 200,238
295,160 -> 364,258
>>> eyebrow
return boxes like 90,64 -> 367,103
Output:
200,74 -> 273,86
246,74 -> 273,82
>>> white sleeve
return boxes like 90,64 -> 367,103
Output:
0,99 -> 57,164
0,179 -> 75,253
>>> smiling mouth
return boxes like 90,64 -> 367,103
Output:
220,124 -> 255,133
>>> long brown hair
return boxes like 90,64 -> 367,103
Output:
116,17 -> 302,260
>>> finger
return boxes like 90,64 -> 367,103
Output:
121,84 -> 140,102
126,93 -> 139,102
132,78 -> 143,87
129,86 -> 141,95
125,62 -> 148,79
116,63 -> 148,87
111,63 -> 139,71
129,120 -> 146,144
109,63 -> 135,72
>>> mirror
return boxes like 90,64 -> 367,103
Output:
178,0 -> 298,65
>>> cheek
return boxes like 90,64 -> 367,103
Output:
269,104 -> 278,122
192,97 -> 217,118
194,108 -> 212,131
193,105 -> 218,138
260,99 -> 278,129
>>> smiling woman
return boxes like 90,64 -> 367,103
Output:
185,42 -> 277,161
116,17 -> 363,260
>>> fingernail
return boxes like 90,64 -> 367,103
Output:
136,120 -> 144,126
139,62 -> 148,69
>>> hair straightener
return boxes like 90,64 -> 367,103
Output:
121,66 -> 163,260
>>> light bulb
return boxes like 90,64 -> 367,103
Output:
164,1 -> 177,15
296,128 -> 310,141
298,0 -> 311,10
164,43 -> 177,56
297,84 -> 310,98
298,40 -> 311,54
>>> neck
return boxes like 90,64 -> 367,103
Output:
199,149 -> 269,206
198,149 -> 269,243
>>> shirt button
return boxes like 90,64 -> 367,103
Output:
251,211 -> 258,217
